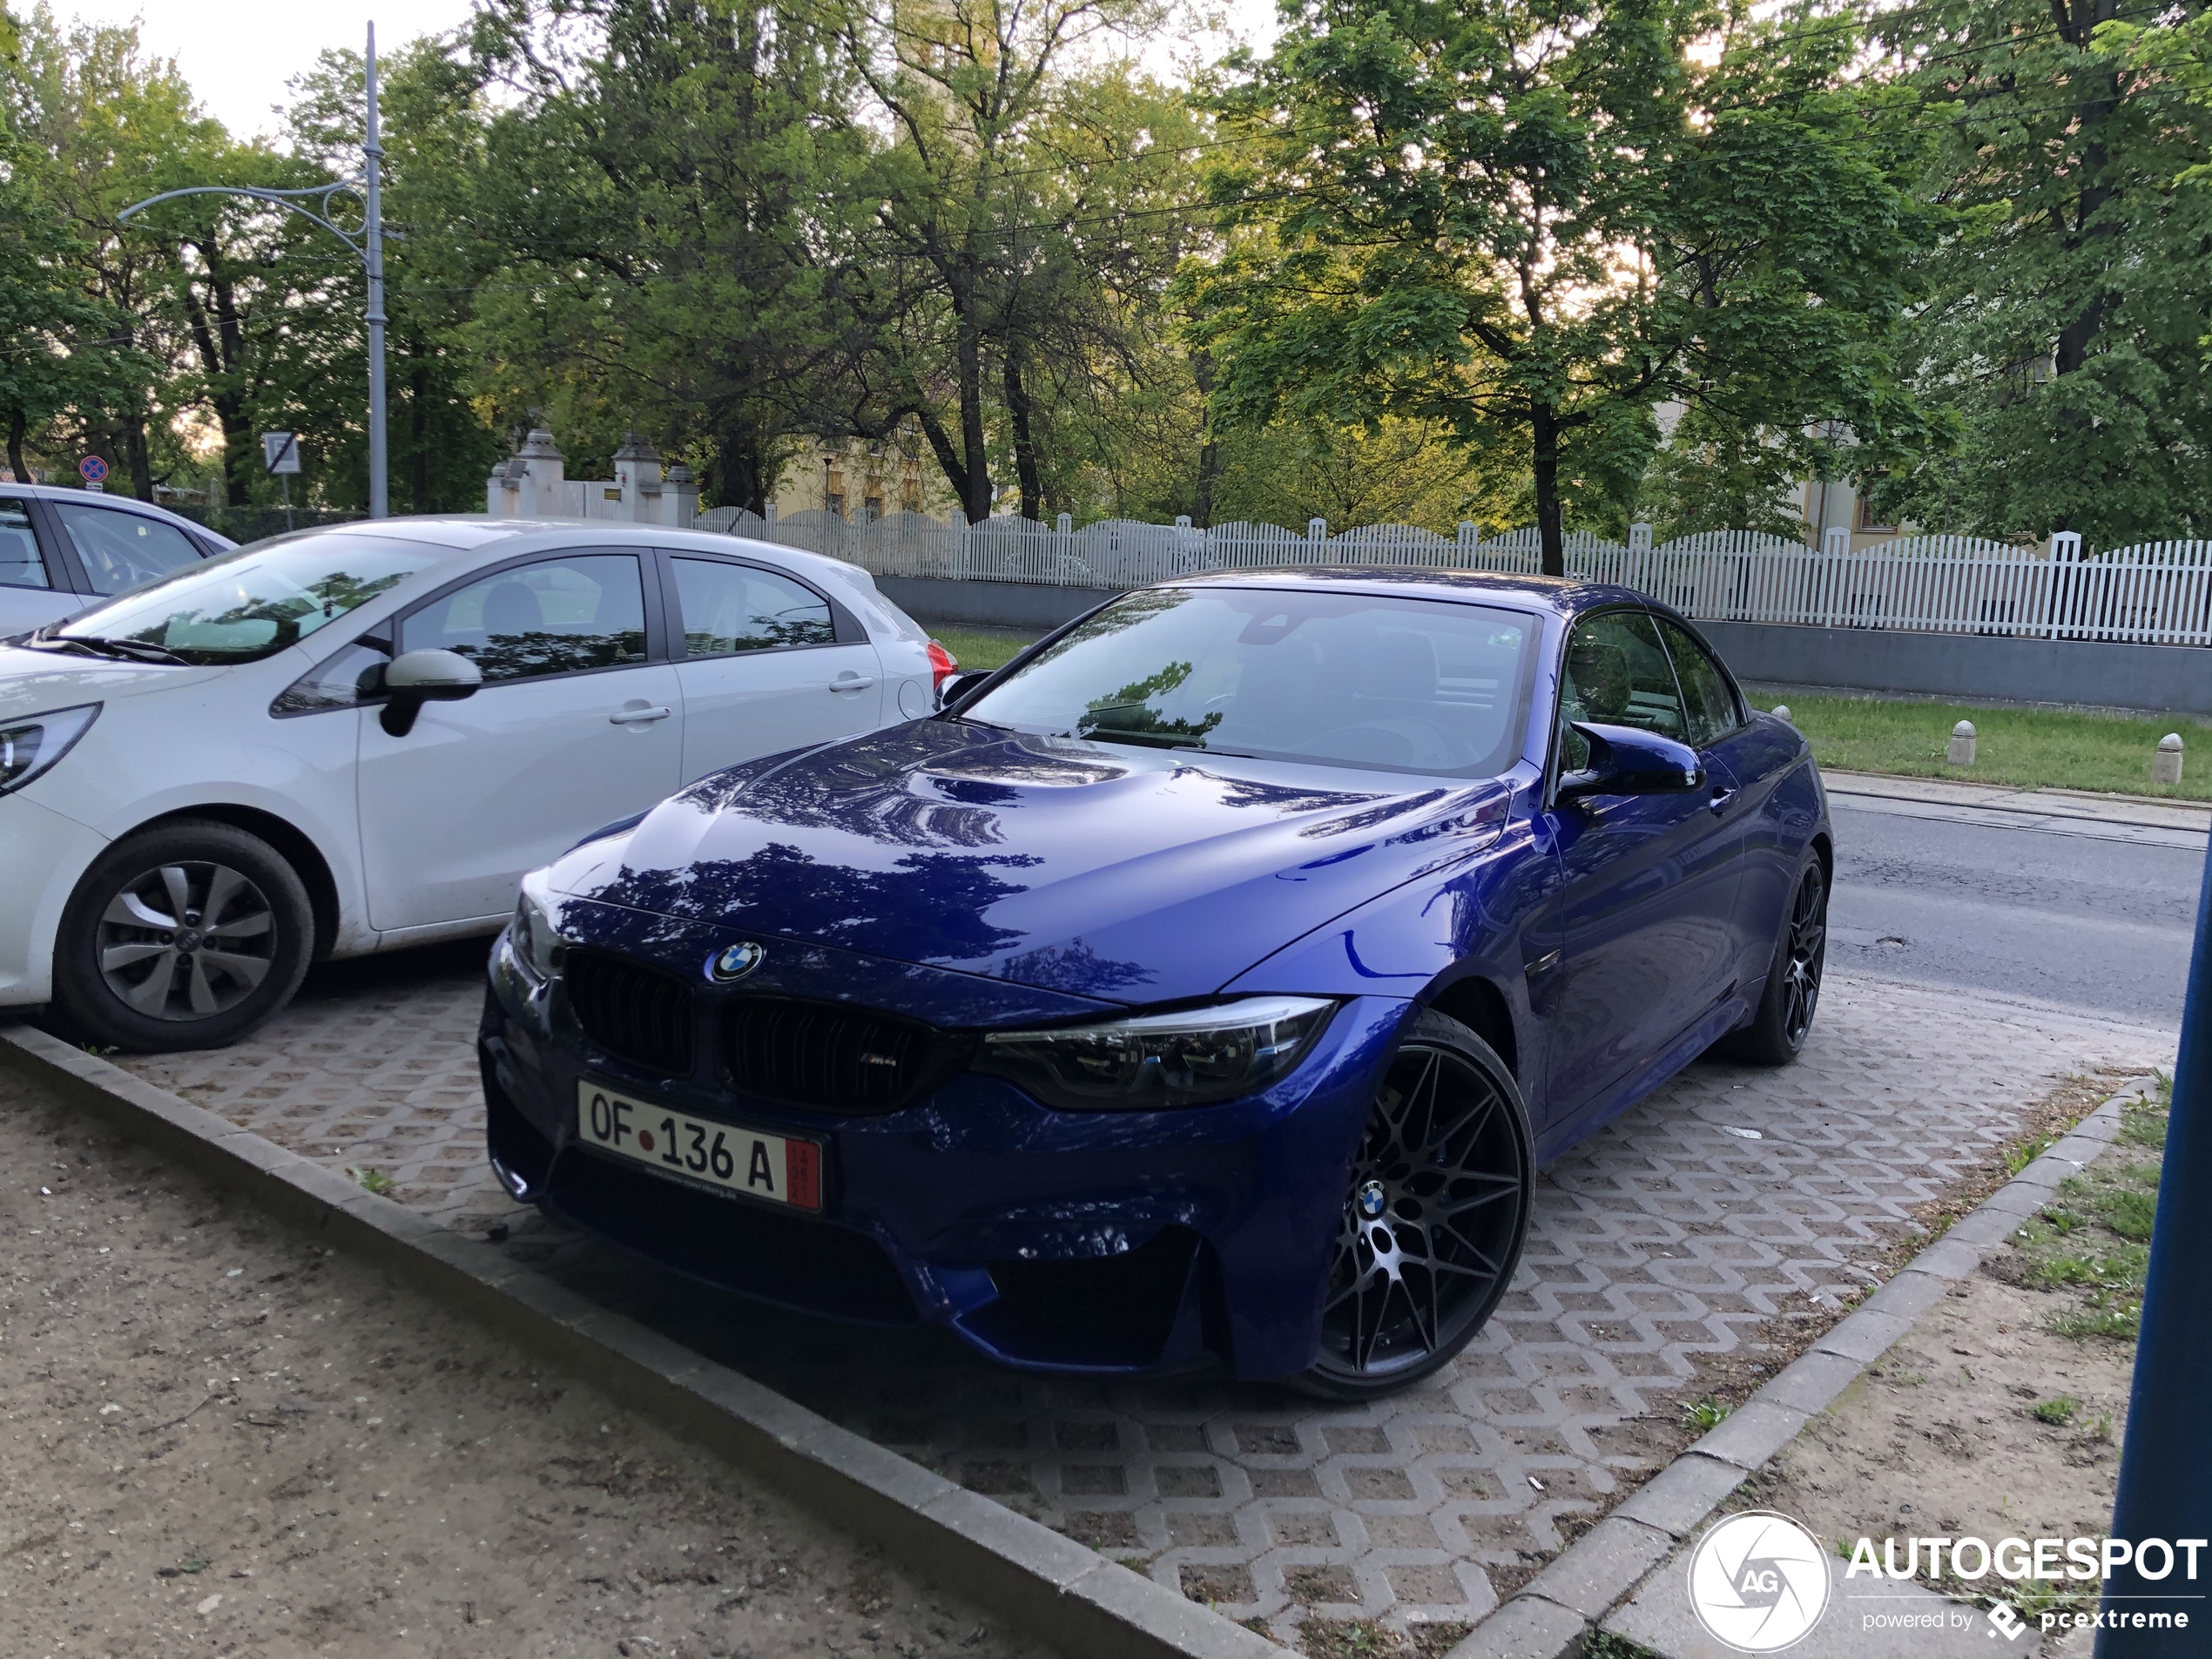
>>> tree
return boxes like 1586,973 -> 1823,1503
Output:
1865,0 -> 2212,544
1192,0 -> 1934,572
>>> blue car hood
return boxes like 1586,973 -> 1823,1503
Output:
553,720 -> 1511,1004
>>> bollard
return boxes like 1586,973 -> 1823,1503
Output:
2155,732 -> 2184,786
1946,719 -> 1977,766
1771,705 -> 1793,725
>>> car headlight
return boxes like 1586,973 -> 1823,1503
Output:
509,889 -> 567,981
975,995 -> 1336,1111
0,703 -> 99,798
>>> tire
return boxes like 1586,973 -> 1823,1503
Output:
1716,860 -> 1828,1066
51,819 -> 314,1053
1296,1008 -> 1534,1399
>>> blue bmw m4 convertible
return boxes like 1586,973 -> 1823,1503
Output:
477,569 -> 1831,1397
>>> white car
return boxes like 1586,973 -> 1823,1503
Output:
0,516 -> 952,1050
1,483 -> 237,635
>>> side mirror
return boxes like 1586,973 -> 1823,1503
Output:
1555,720 -> 1703,803
379,648 -> 482,737
936,669 -> 995,711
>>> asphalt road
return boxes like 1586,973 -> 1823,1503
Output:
1826,797 -> 2205,1027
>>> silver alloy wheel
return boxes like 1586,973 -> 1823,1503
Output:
96,860 -> 278,1022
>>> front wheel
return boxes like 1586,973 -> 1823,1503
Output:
51,819 -> 314,1052
1297,1008 -> 1533,1399
1716,860 -> 1827,1065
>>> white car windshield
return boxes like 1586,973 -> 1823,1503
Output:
961,585 -> 1536,777
51,537 -> 438,664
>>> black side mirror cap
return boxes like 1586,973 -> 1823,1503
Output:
1556,721 -> 1703,802
937,669 -> 995,711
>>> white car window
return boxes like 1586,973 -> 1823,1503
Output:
58,537 -> 436,662
0,500 -> 47,589
401,555 -> 648,682
671,558 -> 834,656
51,502 -> 206,594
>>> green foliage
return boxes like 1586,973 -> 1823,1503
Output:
2030,1394 -> 2080,1426
2006,1096 -> 2168,1345
1681,1395 -> 1732,1433
1867,0 -> 2212,545
1191,0 -> 1936,570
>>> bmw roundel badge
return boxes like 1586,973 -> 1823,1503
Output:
709,941 -> 765,982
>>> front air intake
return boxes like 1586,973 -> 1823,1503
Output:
562,949 -> 696,1076
721,997 -> 951,1112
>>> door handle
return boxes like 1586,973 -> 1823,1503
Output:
1708,786 -> 1737,813
609,705 -> 673,725
829,675 -> 875,692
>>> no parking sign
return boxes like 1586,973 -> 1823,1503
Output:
78,455 -> 107,489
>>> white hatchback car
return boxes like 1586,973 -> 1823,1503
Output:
0,516 -> 950,1050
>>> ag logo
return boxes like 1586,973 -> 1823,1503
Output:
1686,1511 -> 1831,1652
708,941 -> 765,982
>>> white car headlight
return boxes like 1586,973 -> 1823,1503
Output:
0,703 -> 99,798
510,889 -> 567,981
975,995 -> 1336,1111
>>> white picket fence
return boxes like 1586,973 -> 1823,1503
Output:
691,508 -> 2212,648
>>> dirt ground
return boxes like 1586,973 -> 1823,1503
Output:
0,1061 -> 1057,1659
1738,1083 -> 2168,1654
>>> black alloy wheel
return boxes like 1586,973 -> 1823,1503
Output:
1301,1008 -> 1533,1399
53,819 -> 314,1053
1717,861 -> 1828,1065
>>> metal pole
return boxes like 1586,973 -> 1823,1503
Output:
280,472 -> 293,533
2100,834 -> 2212,1656
364,22 -> 388,519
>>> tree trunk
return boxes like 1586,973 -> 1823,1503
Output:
122,412 -> 152,502
712,423 -> 768,517
1531,405 -> 1565,577
915,408 -> 974,516
950,270 -> 992,522
5,409 -> 26,484
1002,346 -> 1042,521
1192,351 -> 1220,529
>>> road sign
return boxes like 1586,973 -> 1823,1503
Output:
262,431 -> 301,475
78,455 -> 107,483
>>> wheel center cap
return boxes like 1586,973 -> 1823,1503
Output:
1356,1179 -> 1388,1219
178,929 -> 203,952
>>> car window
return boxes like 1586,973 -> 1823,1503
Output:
1557,610 -> 1684,771
50,502 -> 206,595
1654,617 -> 1740,750
401,554 -> 648,683
961,585 -> 1534,778
57,536 -> 435,663
0,499 -> 47,589
671,557 -> 835,655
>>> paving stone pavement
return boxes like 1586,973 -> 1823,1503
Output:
111,948 -> 2173,1649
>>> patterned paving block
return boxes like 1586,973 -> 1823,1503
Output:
113,963 -> 2170,1645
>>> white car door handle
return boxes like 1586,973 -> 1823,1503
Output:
609,705 -> 673,725
829,675 -> 875,692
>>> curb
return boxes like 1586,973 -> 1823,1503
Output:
1440,1076 -> 2157,1659
0,1022 -> 1277,1659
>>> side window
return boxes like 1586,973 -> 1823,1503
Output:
50,502 -> 206,595
1557,610 -> 1684,770
401,554 -> 647,683
1655,617 -> 1740,750
671,557 -> 835,656
0,499 -> 48,589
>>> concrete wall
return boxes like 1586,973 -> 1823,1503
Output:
1696,621 -> 2212,716
877,575 -> 2212,715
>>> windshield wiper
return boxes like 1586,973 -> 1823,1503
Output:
35,633 -> 191,665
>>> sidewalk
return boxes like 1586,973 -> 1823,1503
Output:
1822,770 -> 2210,850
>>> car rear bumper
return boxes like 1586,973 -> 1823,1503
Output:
476,916 -> 1410,1379
0,794 -> 105,1007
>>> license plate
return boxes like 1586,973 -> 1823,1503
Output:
575,1081 -> 821,1211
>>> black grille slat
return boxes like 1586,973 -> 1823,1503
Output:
723,997 -> 948,1112
563,950 -> 696,1076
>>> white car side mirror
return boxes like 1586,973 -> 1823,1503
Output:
380,648 -> 482,737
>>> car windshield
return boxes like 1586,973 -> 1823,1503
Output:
961,585 -> 1536,777
52,536 -> 438,664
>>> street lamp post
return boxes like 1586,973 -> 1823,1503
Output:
118,23 -> 390,518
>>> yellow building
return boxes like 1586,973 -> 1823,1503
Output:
772,425 -> 958,522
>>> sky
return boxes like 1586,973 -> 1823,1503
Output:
56,2 -> 1280,144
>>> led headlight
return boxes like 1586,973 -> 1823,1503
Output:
509,888 -> 567,981
976,995 -> 1336,1111
0,703 -> 99,798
